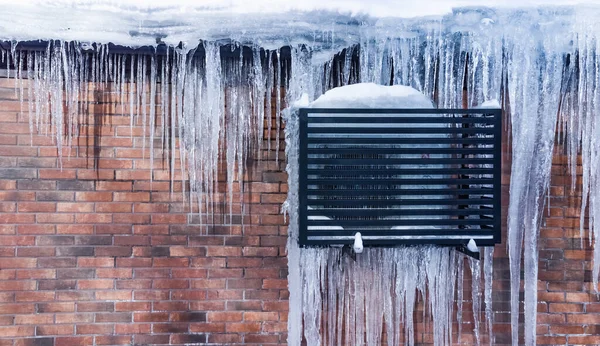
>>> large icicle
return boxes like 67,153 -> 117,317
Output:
505,18 -> 564,345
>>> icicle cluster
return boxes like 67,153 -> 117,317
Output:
5,6 -> 600,346
300,247 -> 462,346
284,9 -> 576,346
1,41 -> 286,223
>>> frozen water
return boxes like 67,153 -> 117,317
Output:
284,84 -> 479,345
4,2 -> 600,345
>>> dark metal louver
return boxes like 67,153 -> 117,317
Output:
298,108 -> 502,247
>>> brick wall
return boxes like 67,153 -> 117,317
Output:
0,77 -> 289,346
0,74 -> 598,346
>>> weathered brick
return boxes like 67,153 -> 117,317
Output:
37,280 -> 77,290
36,191 -> 74,201
36,302 -> 75,313
56,180 -> 95,191
35,325 -> 74,336
0,169 -> 37,179
74,236 -> 112,245
56,247 -> 94,257
17,180 -> 55,190
56,269 -> 95,279
55,336 -> 94,346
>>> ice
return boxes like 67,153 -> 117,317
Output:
470,258 -> 482,346
483,246 -> 494,345
284,83 -> 484,345
0,1 -> 598,50
571,26 -> 600,294
6,3 -> 600,346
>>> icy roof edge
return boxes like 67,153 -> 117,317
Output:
6,0 -> 599,19
0,3 -> 598,61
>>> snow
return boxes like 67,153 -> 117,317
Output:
0,0 -> 598,54
5,0 -> 600,18
478,99 -> 501,109
309,83 -> 433,108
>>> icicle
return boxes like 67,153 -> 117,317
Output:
505,23 -> 563,345
483,247 -> 494,346
140,55 -> 148,159
265,50 -> 273,155
148,55 -> 157,186
275,49 -> 282,163
456,256 -> 465,344
129,53 -> 135,136
252,45 -> 265,156
470,258 -> 482,346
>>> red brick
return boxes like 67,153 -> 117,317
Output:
206,246 -> 241,257
114,323 -> 151,334
152,279 -> 189,289
95,225 -> 131,235
169,246 -> 205,257
36,302 -> 74,313
153,258 -> 189,267
567,314 -> 600,324
152,301 -> 189,311
95,203 -> 132,213
15,292 -> 55,302
208,311 -> 243,322
0,236 -> 35,246
39,169 -> 77,180
17,202 -> 56,213
189,322 -> 226,333
16,269 -> 55,279
0,303 -> 35,314
132,225 -> 168,234
226,322 -> 261,333
0,269 -> 15,280
76,324 -> 114,335
243,246 -> 279,257
114,214 -> 150,224
0,214 -> 35,224
0,281 -> 36,291
77,257 -> 114,267
95,312 -> 132,323
36,324 -> 74,335
56,202 -> 94,213
171,268 -> 207,278
113,192 -> 149,202
78,279 -> 114,290
14,314 -> 53,325
96,268 -> 132,279
95,291 -> 131,301
17,225 -> 55,235
75,213 -> 112,224
0,258 -> 37,268
55,336 -> 93,346
36,213 -> 74,223
56,225 -> 94,234
96,181 -> 133,191
133,312 -> 169,322
55,313 -> 94,324
75,192 -> 113,202
0,326 -> 35,337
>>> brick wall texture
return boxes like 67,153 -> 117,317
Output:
0,75 -> 598,346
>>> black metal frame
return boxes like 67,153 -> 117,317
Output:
298,107 -> 502,251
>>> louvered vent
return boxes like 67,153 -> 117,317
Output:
298,108 -> 502,247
